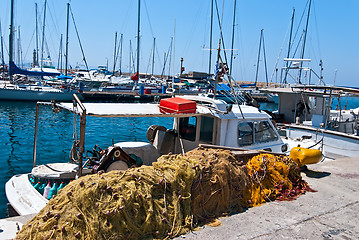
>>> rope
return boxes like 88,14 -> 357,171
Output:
70,6 -> 91,78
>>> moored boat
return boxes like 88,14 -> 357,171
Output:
6,94 -> 289,216
262,85 -> 359,159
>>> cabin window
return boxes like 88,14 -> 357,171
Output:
179,117 -> 197,141
199,116 -> 214,143
237,122 -> 254,146
254,121 -> 278,143
238,120 -> 278,146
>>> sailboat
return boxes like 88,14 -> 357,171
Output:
261,1 -> 359,159
0,0 -> 81,102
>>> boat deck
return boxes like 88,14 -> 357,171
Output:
1,156 -> 358,239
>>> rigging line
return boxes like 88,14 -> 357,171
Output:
214,0 -> 229,68
139,1 -> 162,71
114,34 -> 122,73
255,30 -> 263,84
44,36 -> 52,61
291,0 -> 309,49
208,0 -> 214,75
40,0 -> 47,70
143,0 -> 162,70
218,54 -> 242,110
23,27 -> 36,61
145,43 -> 153,75
230,0 -> 237,75
142,0 -> 155,39
43,3 -> 63,64
262,32 -> 269,86
154,43 -> 163,71
183,2 -> 204,54
269,16 -> 291,83
130,42 -> 136,72
143,0 -> 163,71
46,1 -> 61,42
0,20 -> 5,65
282,33 -> 304,84
69,6 -> 90,74
161,39 -> 172,76
312,1 -> 322,59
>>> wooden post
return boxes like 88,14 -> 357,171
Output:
73,94 -> 86,177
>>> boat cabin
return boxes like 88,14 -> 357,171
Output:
262,86 -> 359,134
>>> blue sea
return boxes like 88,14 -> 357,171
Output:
0,97 -> 358,218
0,101 -> 173,218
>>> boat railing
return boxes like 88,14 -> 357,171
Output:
33,94 -> 87,177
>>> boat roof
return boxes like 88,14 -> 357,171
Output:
39,95 -> 270,120
261,85 -> 359,96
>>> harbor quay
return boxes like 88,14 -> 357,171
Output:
176,156 -> 359,239
0,156 -> 358,239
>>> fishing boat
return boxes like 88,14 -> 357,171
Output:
5,94 -> 290,216
262,85 -> 359,159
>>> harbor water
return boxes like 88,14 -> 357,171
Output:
0,97 -> 358,218
0,101 -> 173,218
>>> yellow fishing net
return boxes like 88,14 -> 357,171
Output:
16,148 -> 312,240
243,154 -> 292,207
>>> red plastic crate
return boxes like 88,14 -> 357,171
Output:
159,97 -> 196,114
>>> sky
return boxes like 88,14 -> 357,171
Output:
1,0 -> 358,87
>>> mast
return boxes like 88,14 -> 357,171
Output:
17,26 -> 20,66
135,0 -> 141,86
208,0 -> 213,75
112,32 -> 117,74
283,8 -> 295,85
129,40 -> 132,74
19,26 -> 23,67
255,29 -> 263,85
299,0 -> 312,84
119,33 -> 123,75
57,34 -> 63,70
213,39 -> 221,100
65,3 -> 69,75
9,0 -> 15,81
168,37 -> 172,77
229,0 -> 237,75
40,0 -> 47,71
35,3 -> 39,66
172,19 -> 176,88
151,37 -> 155,77
0,20 -> 5,79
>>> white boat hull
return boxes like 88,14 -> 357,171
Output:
0,87 -> 81,101
285,125 -> 359,159
5,174 -> 48,216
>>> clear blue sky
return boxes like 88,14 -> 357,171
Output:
1,0 -> 358,86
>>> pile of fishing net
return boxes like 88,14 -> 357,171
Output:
16,148 -> 313,240
243,153 -> 315,207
